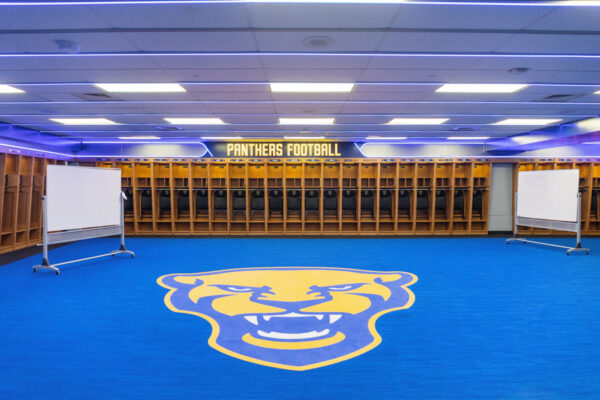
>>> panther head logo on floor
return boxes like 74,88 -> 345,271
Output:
157,267 -> 417,370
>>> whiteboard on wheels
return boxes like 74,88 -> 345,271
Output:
517,169 -> 579,223
46,165 -> 122,231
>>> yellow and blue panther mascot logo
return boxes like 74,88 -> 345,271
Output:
157,267 -> 417,370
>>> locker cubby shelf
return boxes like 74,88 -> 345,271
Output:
0,155 -> 67,254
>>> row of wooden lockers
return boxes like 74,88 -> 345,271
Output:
122,187 -> 487,223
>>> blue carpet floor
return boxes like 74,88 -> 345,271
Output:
1,237 -> 599,400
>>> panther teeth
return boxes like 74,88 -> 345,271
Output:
329,314 -> 342,323
244,313 -> 342,325
257,329 -> 330,340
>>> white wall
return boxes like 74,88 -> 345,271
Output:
488,163 -> 513,232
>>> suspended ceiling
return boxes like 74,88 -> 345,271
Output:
0,0 -> 599,146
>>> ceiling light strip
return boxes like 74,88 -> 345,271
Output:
95,83 -> 186,93
492,118 -> 563,125
0,1 -> 597,7
117,136 -> 161,139
1,52 -> 600,59
37,129 -> 522,135
3,100 -> 600,106
30,122 -> 523,127
164,117 -> 226,125
3,81 -> 600,89
447,136 -> 491,140
0,113 -> 592,118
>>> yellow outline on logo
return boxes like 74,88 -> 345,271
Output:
157,266 -> 417,371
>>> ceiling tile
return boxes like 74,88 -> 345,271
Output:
496,34 -> 600,55
378,32 -> 513,53
358,68 -> 462,82
122,32 -> 257,52
90,4 -> 250,28
527,7 -> 600,30
255,31 -> 384,52
390,4 -> 551,29
164,68 -> 267,82
264,68 -> 364,82
247,4 -> 399,28
0,6 -> 110,29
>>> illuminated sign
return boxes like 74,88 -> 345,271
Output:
205,142 -> 362,158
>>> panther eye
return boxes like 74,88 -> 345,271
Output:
325,283 -> 365,292
211,285 -> 256,293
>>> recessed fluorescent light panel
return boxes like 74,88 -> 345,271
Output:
117,136 -> 160,140
270,83 -> 354,93
493,118 -> 562,125
386,118 -> 448,125
50,118 -> 118,125
95,83 -> 186,93
201,136 -> 242,140
0,84 -> 24,94
366,136 -> 407,140
447,137 -> 490,140
283,136 -> 325,140
164,118 -> 225,125
436,84 -> 528,93
279,118 -> 335,125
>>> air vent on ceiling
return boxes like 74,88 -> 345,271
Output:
539,94 -> 583,102
302,35 -> 334,49
75,92 -> 121,101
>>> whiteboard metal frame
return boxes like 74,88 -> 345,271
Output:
33,191 -> 135,275
507,192 -> 590,255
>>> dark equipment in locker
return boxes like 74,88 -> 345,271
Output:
435,190 -> 447,218
123,189 -> 133,213
435,190 -> 446,210
140,190 -> 152,217
305,190 -> 319,217
398,190 -> 411,216
416,190 -> 429,211
268,190 -> 283,218
232,190 -> 246,218
251,190 -> 265,218
324,190 -> 338,217
159,190 -> 171,218
196,189 -> 209,216
342,190 -> 356,216
361,190 -> 374,217
454,190 -> 465,214
287,190 -> 301,217
213,190 -> 227,218
379,189 -> 392,217
472,190 -> 483,217
176,190 -> 189,216
592,191 -> 598,216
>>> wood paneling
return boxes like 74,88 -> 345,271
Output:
95,158 -> 491,236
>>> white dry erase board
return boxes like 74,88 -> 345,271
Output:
46,165 -> 122,231
517,169 -> 579,223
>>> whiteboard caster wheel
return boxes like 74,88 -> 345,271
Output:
33,268 -> 37,273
